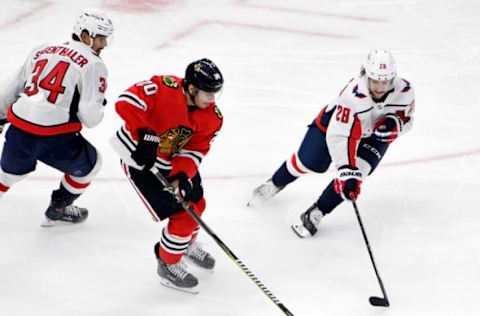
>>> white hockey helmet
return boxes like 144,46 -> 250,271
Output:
362,50 -> 396,81
73,8 -> 113,39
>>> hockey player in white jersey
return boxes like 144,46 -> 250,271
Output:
0,9 -> 113,226
248,50 -> 415,237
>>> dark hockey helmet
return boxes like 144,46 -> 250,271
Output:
184,58 -> 224,93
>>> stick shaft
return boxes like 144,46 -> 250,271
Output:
351,199 -> 389,304
152,169 -> 294,315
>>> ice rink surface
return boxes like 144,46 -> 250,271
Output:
0,0 -> 479,315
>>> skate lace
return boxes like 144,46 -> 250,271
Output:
167,262 -> 189,280
186,243 -> 207,261
64,205 -> 82,217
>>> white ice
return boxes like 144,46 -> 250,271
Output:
0,0 -> 479,315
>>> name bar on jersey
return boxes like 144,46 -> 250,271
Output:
34,45 -> 89,68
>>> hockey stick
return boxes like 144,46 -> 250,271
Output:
350,197 -> 390,307
151,168 -> 295,316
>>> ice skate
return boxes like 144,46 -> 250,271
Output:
185,242 -> 215,271
154,243 -> 199,294
247,179 -> 283,207
41,204 -> 89,227
292,203 -> 324,238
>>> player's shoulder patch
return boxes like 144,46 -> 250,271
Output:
213,105 -> 223,119
162,76 -> 179,89
352,84 -> 367,99
400,78 -> 412,93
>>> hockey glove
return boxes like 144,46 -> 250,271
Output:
168,172 -> 192,201
0,118 -> 8,134
131,129 -> 160,170
334,166 -> 362,201
372,114 -> 403,144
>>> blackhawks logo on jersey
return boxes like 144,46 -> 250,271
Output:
159,126 -> 193,154
162,76 -> 179,89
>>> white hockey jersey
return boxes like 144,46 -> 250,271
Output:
0,40 -> 108,135
314,75 -> 415,169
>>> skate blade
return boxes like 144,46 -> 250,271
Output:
41,218 -> 86,227
160,278 -> 199,294
291,224 -> 312,238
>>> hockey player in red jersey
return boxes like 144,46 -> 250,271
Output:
0,8 -> 113,226
110,58 -> 224,293
248,50 -> 415,238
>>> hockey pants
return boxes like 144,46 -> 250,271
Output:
271,123 -> 390,214
0,125 -> 101,199
123,162 -> 206,264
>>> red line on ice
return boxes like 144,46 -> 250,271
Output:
0,0 -> 52,31
23,148 -> 480,182
240,2 -> 387,23
155,19 -> 355,49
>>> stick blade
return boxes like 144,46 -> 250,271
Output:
369,296 -> 389,307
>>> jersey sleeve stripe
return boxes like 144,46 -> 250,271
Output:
115,126 -> 172,170
347,115 -> 362,167
116,131 -> 134,153
119,125 -> 137,149
118,92 -> 148,111
174,150 -> 204,166
181,149 -> 205,160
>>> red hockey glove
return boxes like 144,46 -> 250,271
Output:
0,118 -> 8,134
334,166 -> 362,201
131,129 -> 160,170
168,172 -> 192,201
372,114 -> 403,144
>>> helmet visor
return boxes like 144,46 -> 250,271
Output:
93,34 -> 114,47
197,87 -> 223,102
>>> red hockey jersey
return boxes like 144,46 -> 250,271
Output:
110,75 -> 223,178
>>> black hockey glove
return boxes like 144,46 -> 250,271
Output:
334,166 -> 362,201
0,118 -> 8,134
372,114 -> 403,144
130,129 -> 160,170
168,172 -> 192,201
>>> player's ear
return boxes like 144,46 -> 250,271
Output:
188,84 -> 197,95
80,30 -> 91,46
